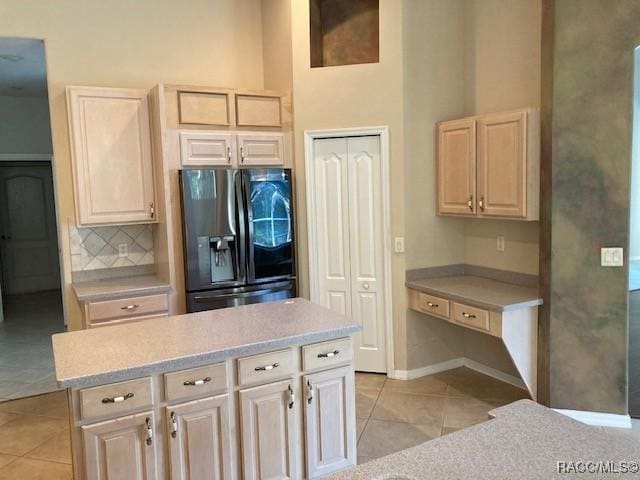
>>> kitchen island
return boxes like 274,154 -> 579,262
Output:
328,400 -> 640,479
53,298 -> 361,480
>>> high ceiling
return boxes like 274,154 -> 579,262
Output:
0,38 -> 48,98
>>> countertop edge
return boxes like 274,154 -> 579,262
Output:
405,280 -> 543,312
56,324 -> 361,389
73,283 -> 172,303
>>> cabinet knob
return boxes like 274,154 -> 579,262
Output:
467,195 -> 474,211
478,196 -> 485,212
363,283 -> 370,290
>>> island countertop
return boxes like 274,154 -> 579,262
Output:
406,275 -> 542,312
327,400 -> 640,479
53,298 -> 361,388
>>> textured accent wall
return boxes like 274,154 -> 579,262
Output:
547,0 -> 640,414
69,224 -> 154,271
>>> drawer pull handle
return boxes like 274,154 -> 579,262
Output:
306,380 -> 313,405
426,302 -> 439,308
183,376 -> 211,386
317,350 -> 340,358
101,392 -> 134,404
145,417 -> 153,446
170,411 -> 178,439
288,384 -> 295,409
462,312 -> 477,319
120,304 -> 139,311
255,362 -> 279,372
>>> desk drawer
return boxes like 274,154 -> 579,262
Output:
302,338 -> 353,372
417,292 -> 450,319
79,377 -> 153,420
87,294 -> 168,324
164,363 -> 227,402
452,302 -> 490,333
237,349 -> 297,386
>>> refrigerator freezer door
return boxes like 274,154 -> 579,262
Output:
186,281 -> 296,312
242,169 -> 295,283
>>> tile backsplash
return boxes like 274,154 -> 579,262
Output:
70,224 -> 155,271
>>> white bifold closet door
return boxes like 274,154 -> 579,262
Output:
312,135 -> 386,372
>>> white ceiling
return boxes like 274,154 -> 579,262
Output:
0,38 -> 48,98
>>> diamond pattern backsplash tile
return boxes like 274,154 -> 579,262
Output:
70,224 -> 155,271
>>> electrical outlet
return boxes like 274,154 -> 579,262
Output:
497,235 -> 505,252
394,237 -> 405,253
601,247 -> 624,267
118,243 -> 128,258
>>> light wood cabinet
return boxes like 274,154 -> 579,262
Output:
179,131 -> 235,167
437,108 -> 539,220
303,367 -> 356,479
178,91 -> 231,126
437,118 -> 476,216
80,293 -> 169,329
235,94 -> 282,128
239,379 -> 297,480
167,395 -> 234,480
82,410 -> 158,480
66,86 -> 157,226
237,132 -> 285,166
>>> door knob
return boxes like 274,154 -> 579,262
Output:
362,283 -> 370,290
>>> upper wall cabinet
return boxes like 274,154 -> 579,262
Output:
437,108 -> 539,221
235,94 -> 282,128
178,90 -> 231,126
67,86 -> 157,226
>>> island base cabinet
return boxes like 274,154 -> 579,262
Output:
166,394 -> 234,480
239,379 -> 298,480
304,367 -> 356,479
82,410 -> 158,480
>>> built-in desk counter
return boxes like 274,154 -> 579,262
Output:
406,271 -> 542,399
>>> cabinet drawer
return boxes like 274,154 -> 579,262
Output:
235,94 -> 281,127
179,131 -> 235,167
164,363 -> 227,402
178,90 -> 230,126
302,338 -> 353,372
87,294 -> 168,324
417,292 -> 450,319
79,377 -> 153,420
237,348 -> 297,386
452,302 -> 490,332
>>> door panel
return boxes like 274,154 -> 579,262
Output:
82,410 -> 158,480
167,395 -> 233,480
347,136 -> 386,372
437,119 -> 476,215
179,131 -> 236,167
0,164 -> 60,294
477,111 -> 527,217
303,367 -> 356,479
313,138 -> 351,318
239,379 -> 297,480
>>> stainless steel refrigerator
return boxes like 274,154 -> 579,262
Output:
179,168 -> 296,312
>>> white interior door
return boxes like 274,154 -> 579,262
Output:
311,135 -> 387,373
0,164 -> 61,294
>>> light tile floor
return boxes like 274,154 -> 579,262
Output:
0,367 -> 635,478
0,291 -> 66,400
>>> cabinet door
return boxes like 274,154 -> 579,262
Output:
167,395 -> 234,480
303,366 -> 356,479
82,410 -> 158,480
179,131 -> 236,167
237,132 -> 285,166
437,118 -> 476,216
477,110 -> 527,218
67,86 -> 156,225
239,379 -> 297,480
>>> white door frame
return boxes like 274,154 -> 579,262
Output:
304,126 -> 394,375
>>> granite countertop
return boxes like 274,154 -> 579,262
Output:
406,275 -> 542,312
53,298 -> 361,388
72,275 -> 172,302
328,400 -> 640,479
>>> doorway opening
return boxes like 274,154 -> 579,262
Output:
0,38 -> 65,400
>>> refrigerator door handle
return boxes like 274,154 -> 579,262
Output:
241,171 -> 256,283
235,170 -> 247,284
193,285 -> 293,302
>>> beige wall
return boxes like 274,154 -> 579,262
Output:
0,0 -> 265,330
462,0 -> 542,276
261,0 -> 293,93
0,95 -> 52,154
290,0 -> 408,367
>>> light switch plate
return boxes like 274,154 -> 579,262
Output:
118,243 -> 128,258
394,237 -> 405,253
497,235 -> 505,252
601,247 -> 624,267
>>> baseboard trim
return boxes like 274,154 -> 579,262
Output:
389,357 -> 526,390
554,408 -> 632,429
